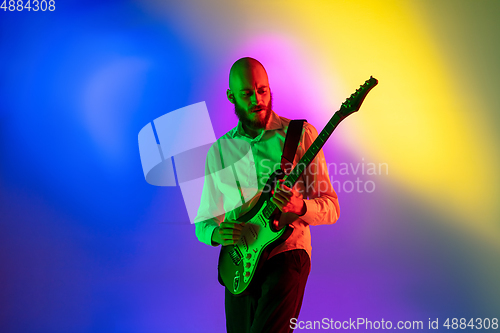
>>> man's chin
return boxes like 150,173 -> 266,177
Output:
249,109 -> 271,128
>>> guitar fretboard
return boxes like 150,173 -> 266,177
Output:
262,112 -> 346,219
260,75 -> 377,219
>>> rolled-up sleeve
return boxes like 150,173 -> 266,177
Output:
299,123 -> 340,226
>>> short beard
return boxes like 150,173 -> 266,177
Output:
234,92 -> 273,131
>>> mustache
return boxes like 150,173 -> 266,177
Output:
251,105 -> 267,112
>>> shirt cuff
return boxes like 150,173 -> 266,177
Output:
207,224 -> 220,247
195,221 -> 220,247
299,199 -> 318,225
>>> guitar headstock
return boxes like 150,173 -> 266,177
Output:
338,76 -> 378,118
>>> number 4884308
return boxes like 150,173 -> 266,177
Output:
1,0 -> 56,11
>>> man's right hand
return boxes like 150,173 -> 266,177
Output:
212,220 -> 246,246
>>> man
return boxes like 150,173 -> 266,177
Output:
194,57 -> 340,332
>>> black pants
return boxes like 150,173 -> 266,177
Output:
225,249 -> 310,333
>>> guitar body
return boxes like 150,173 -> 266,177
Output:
218,170 -> 293,295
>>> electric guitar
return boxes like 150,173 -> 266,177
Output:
218,76 -> 378,294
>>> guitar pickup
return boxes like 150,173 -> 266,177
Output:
240,236 -> 248,251
248,225 -> 258,238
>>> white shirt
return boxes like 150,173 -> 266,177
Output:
194,110 -> 340,259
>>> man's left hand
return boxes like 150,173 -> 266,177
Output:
271,179 -> 307,216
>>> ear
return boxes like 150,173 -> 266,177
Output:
227,89 -> 235,104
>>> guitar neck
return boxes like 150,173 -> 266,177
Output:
262,112 -> 346,219
261,75 -> 378,219
284,113 -> 343,187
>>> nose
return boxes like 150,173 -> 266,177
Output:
250,90 -> 262,106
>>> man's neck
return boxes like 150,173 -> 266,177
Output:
242,123 -> 262,139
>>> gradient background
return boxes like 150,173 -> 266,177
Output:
1,0 -> 499,332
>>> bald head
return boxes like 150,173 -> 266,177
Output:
227,57 -> 273,137
229,57 -> 269,92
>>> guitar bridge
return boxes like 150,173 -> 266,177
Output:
229,247 -> 242,265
